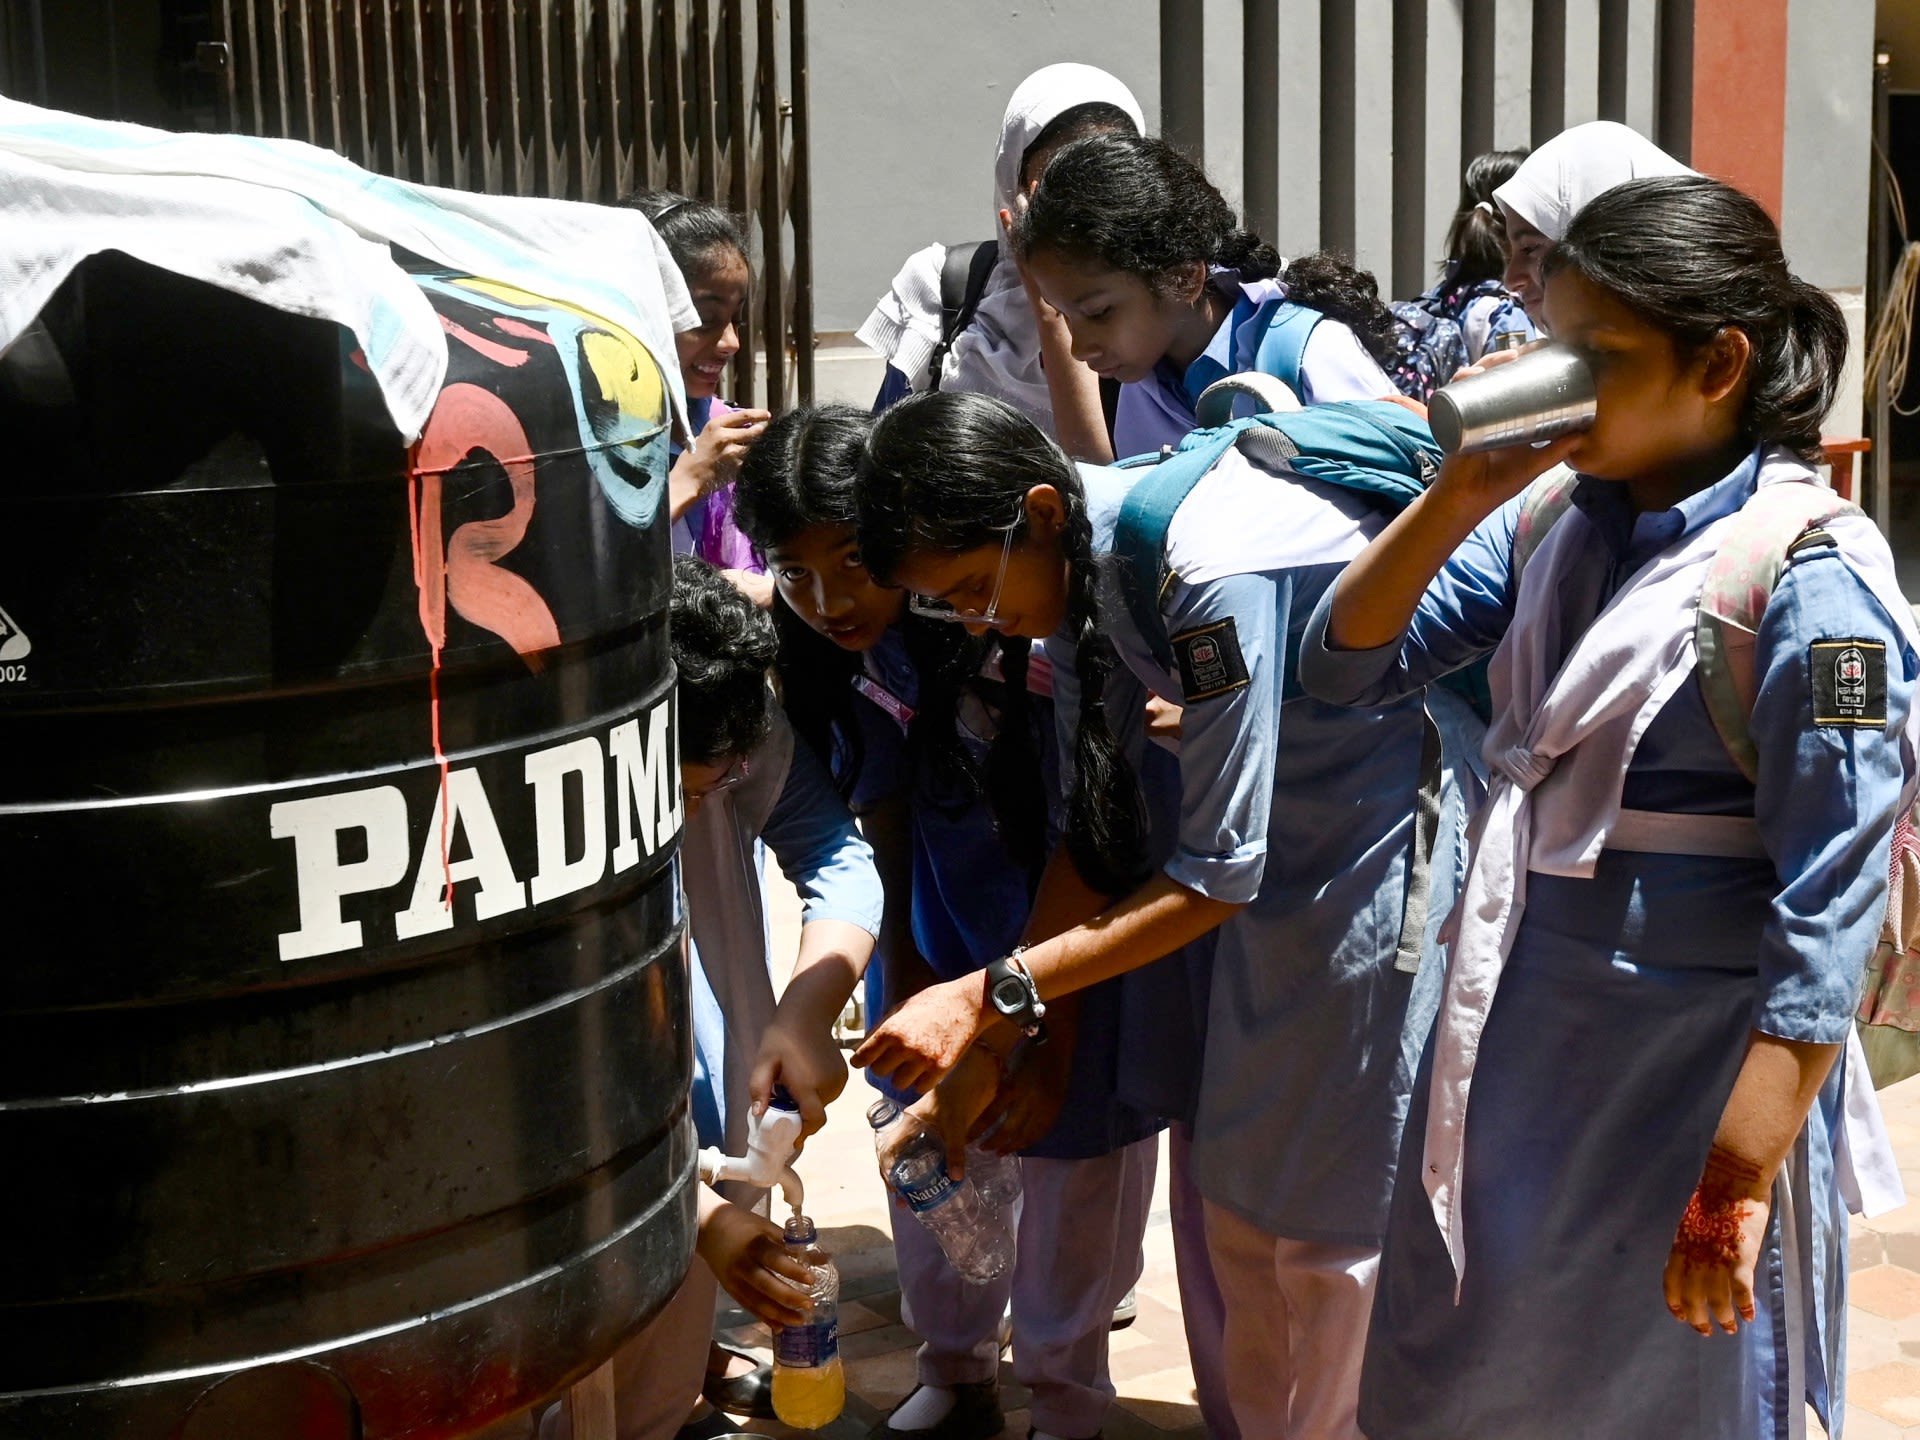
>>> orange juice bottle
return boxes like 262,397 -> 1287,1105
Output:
770,1214 -> 844,1430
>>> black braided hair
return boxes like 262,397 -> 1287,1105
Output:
855,390 -> 1150,896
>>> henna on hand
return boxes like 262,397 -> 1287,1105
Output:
1665,1145 -> 1769,1333
1672,1147 -> 1764,1270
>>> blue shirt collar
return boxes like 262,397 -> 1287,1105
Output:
1568,446 -> 1763,568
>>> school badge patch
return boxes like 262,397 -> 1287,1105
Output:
1810,638 -> 1887,728
1172,619 -> 1250,703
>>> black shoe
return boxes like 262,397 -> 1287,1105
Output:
865,1381 -> 1004,1440
701,1341 -> 774,1418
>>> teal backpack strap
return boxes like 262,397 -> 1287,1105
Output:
1252,301 -> 1322,395
1111,425 -> 1246,670
1695,483 -> 1862,782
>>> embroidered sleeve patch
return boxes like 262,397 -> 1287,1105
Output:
1810,639 -> 1887,727
1173,618 -> 1251,702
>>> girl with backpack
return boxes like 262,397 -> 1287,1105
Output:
847,386 -> 1450,1438
1303,175 -> 1915,1438
1389,148 -> 1536,388
733,405 -> 1163,1440
859,68 -> 1239,1435
1012,132 -> 1397,458
856,63 -> 1144,455
626,191 -> 772,603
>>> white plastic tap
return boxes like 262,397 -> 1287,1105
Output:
696,1086 -> 806,1214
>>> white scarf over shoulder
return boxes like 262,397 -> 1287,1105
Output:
1426,451 -> 1919,1288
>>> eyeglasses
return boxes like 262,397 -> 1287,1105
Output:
908,507 -> 1023,627
685,754 -> 750,804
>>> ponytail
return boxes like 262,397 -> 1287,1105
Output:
857,390 -> 1150,897
1754,280 -> 1849,459
1280,250 -> 1402,372
1219,230 -> 1283,283
1444,148 -> 1529,284
983,635 -> 1050,879
1058,503 -> 1153,895
1548,175 -> 1847,461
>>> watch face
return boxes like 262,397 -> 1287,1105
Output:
991,975 -> 1028,1014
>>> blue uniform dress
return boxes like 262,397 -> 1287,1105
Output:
1112,275 -> 1395,458
1300,455 -> 1917,1439
849,626 -> 1165,1157
1049,452 -> 1431,1243
685,710 -> 883,1151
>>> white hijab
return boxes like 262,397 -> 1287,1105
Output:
854,63 -> 1144,432
1493,120 -> 1693,242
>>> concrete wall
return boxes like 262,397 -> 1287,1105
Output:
1781,0 -> 1877,290
804,0 -> 1160,334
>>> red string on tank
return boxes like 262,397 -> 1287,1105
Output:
407,472 -> 454,908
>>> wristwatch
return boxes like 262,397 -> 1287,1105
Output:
985,947 -> 1048,1039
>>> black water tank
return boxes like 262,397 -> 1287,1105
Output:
0,253 -> 693,1437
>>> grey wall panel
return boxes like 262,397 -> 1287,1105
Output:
1781,0 -> 1874,289
1393,0 -> 1466,298
1598,0 -> 1659,135
1267,0 -> 1325,257
1492,0 -> 1536,146
804,0 -> 1161,332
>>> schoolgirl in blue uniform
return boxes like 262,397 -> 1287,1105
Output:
733,407 -> 1162,1440
1012,132 -> 1396,458
847,388 -> 1438,1438
1392,148 -> 1537,377
570,556 -> 882,1440
1303,176 -> 1917,1439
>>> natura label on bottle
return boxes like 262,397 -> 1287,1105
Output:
775,1315 -> 839,1367
894,1168 -> 957,1215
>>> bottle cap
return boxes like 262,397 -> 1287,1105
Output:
865,1097 -> 900,1129
783,1213 -> 818,1245
769,1085 -> 800,1112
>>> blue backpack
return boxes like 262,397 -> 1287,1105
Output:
1110,398 -> 1440,670
1107,394 -> 1446,975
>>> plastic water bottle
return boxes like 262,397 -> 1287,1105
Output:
867,1099 -> 1013,1284
770,1213 -> 845,1429
967,1145 -> 1022,1217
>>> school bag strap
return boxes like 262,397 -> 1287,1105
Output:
1695,481 -> 1863,782
1505,465 -> 1583,590
1250,298 -> 1322,395
1111,395 -> 1441,672
926,238 -> 1001,392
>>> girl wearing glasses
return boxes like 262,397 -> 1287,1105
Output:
734,406 -> 1163,1440
847,389 -> 1441,1437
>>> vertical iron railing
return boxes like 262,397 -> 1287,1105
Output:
214,0 -> 812,407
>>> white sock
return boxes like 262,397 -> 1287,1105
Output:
889,1385 -> 957,1430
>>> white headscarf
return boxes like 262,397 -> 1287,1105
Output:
854,63 -> 1145,433
1493,121 -> 1693,242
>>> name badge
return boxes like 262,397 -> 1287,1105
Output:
853,674 -> 916,733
